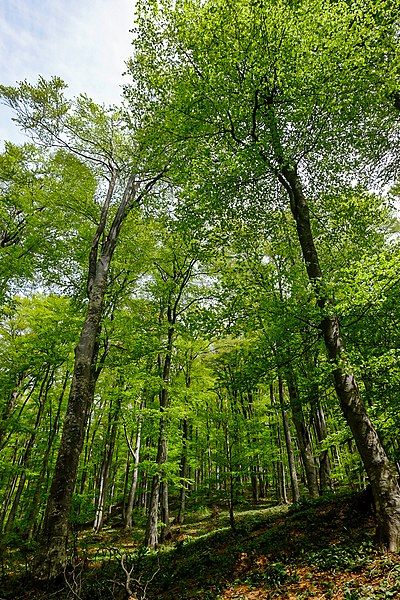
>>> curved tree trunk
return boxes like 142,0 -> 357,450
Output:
279,164 -> 400,551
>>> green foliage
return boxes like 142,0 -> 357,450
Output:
343,574 -> 400,600
1,0 -> 400,593
243,562 -> 298,588
305,541 -> 374,572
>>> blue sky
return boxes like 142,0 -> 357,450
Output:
0,0 -> 134,144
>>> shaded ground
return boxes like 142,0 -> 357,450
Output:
1,492 -> 400,599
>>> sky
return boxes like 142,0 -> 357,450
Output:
0,0 -> 134,145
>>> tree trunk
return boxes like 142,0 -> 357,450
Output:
176,417 -> 189,525
278,376 -> 300,503
312,399 -> 332,493
159,479 -> 170,542
144,417 -> 167,548
27,370 -> 69,540
286,374 -> 319,499
144,258 -> 195,546
279,164 -> 400,551
271,384 -> 288,503
224,426 -> 236,531
38,176 -> 140,578
39,268 -> 108,577
124,408 -> 143,529
93,394 -> 122,533
0,376 -> 39,453
303,342 -> 333,494
4,366 -> 52,534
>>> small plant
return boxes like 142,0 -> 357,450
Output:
306,541 -> 373,572
343,582 -> 376,599
343,575 -> 400,600
244,562 -> 298,588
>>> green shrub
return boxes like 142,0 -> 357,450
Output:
305,541 -> 374,572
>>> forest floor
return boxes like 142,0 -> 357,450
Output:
1,491 -> 400,599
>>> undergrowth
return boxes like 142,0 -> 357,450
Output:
1,491 -> 399,599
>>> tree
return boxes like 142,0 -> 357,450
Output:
129,0 -> 400,549
0,295 -> 77,537
144,228 -> 202,547
1,77 -> 168,576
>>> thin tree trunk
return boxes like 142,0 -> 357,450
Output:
124,404 -> 143,529
278,376 -> 300,503
0,376 -> 39,453
286,374 -> 319,499
176,417 -> 189,525
145,259 -> 195,547
27,370 -> 69,540
145,417 -> 167,548
223,423 -> 236,531
312,399 -> 332,493
276,414 -> 288,504
0,443 -> 19,531
4,366 -> 52,533
159,480 -> 170,542
79,408 -> 100,496
303,342 -> 333,494
271,384 -> 289,504
93,394 -> 122,533
243,391 -> 260,504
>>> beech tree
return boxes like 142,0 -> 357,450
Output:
128,0 -> 400,549
1,1 -> 400,588
0,78 -> 169,576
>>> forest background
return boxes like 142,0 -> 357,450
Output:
0,0 -> 400,594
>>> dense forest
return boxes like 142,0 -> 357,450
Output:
0,0 -> 400,598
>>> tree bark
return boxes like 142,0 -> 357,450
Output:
3,366 -> 52,534
39,266 -> 109,577
93,394 -> 122,533
279,164 -> 400,551
278,376 -> 300,503
0,375 -> 39,452
144,416 -> 167,548
159,479 -> 170,543
286,374 -> 319,499
176,417 -> 189,524
124,403 -> 143,529
27,370 -> 69,540
144,258 -> 195,547
38,175 -> 141,578
270,384 -> 288,503
312,399 -> 332,493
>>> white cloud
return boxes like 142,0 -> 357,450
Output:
0,0 -> 135,145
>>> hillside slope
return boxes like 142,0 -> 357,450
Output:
2,492 -> 400,599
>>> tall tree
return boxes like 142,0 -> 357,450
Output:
129,0 -> 400,549
1,78 -> 168,576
